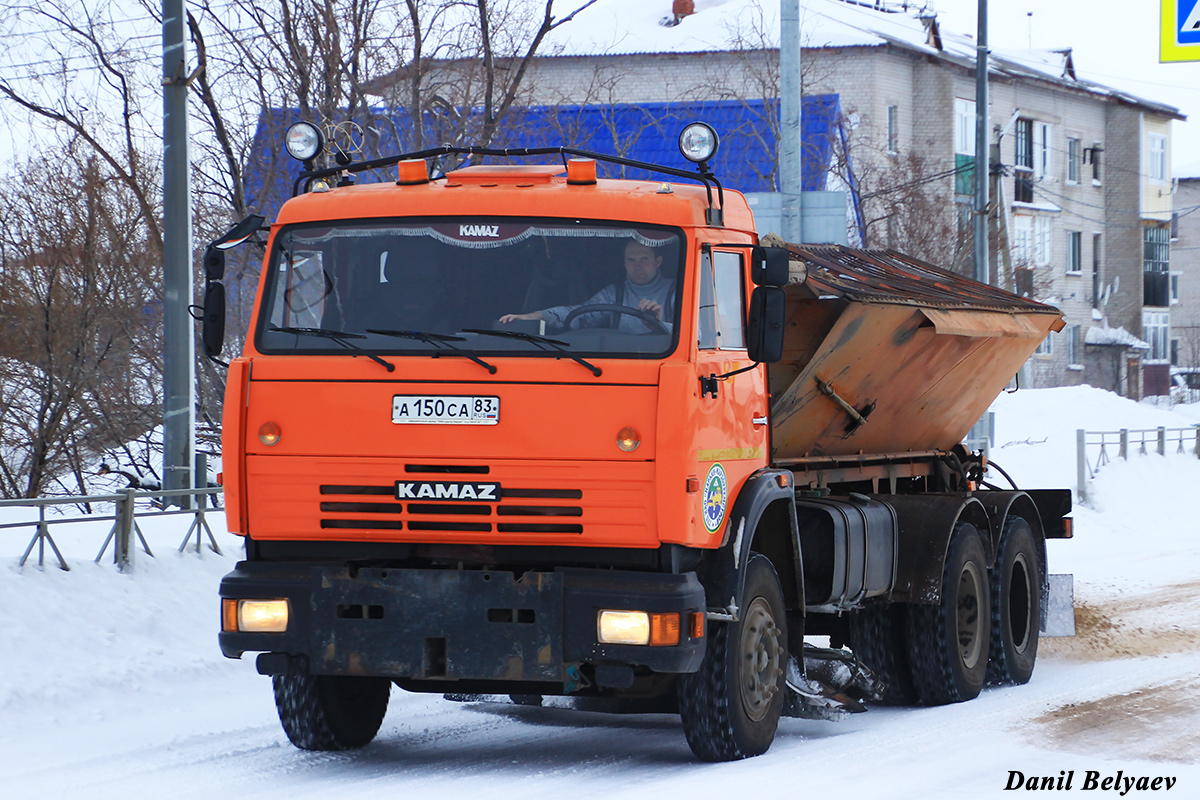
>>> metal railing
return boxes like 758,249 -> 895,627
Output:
1076,426 -> 1200,501
1,485 -> 223,572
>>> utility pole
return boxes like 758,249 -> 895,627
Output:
973,0 -> 990,285
162,0 -> 194,504
780,0 -> 803,243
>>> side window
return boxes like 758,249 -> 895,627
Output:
698,252 -> 718,349
698,250 -> 747,350
713,251 -> 746,349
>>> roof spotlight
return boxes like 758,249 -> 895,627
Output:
285,121 -> 324,163
678,122 -> 720,164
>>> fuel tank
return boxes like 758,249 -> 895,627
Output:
766,245 -> 1064,461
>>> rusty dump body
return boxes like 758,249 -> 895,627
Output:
768,244 -> 1064,464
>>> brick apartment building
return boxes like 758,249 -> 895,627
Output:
518,0 -> 1185,396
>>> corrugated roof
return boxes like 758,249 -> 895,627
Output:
781,243 -> 1062,315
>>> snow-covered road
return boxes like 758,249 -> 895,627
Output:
3,387 -> 1200,799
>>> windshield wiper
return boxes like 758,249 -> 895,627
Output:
462,329 -> 602,377
367,329 -> 497,374
270,326 -> 395,372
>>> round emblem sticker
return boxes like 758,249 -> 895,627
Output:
702,463 -> 728,533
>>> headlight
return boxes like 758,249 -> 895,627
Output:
598,610 -> 650,645
679,122 -> 720,163
224,599 -> 290,633
285,121 -> 324,162
597,610 -> 682,646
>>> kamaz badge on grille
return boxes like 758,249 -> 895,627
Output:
395,481 -> 501,501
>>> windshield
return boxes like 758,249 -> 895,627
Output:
256,219 -> 684,359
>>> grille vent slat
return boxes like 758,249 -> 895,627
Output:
321,519 -> 403,530
497,506 -> 582,517
320,485 -> 393,496
317,478 -> 585,535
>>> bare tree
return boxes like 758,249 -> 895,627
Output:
0,145 -> 160,498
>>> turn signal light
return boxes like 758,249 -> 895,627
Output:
689,611 -> 705,639
258,421 -> 281,446
649,612 -> 681,646
616,426 -> 640,452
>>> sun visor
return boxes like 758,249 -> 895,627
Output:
919,308 -> 1059,338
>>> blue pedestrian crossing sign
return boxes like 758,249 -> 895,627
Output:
1162,0 -> 1200,61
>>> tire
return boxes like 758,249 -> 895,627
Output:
846,603 -> 916,704
678,554 -> 787,762
986,516 -> 1041,686
272,672 -> 390,751
906,523 -> 990,705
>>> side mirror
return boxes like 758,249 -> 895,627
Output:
751,246 -> 790,287
202,279 -> 226,358
747,286 -> 786,364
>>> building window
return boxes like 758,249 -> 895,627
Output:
1171,338 -> 1180,366
1148,133 -> 1167,182
1088,143 -> 1102,182
1066,231 -> 1082,274
1092,233 -> 1102,308
1143,310 -> 1169,363
1014,118 -> 1033,203
1067,138 -> 1081,183
1035,331 -> 1052,356
1035,217 -> 1053,266
1035,122 -> 1053,179
1144,225 -> 1170,273
1067,324 -> 1082,367
1171,273 -> 1181,305
887,105 -> 899,153
1012,215 -> 1033,266
954,98 -> 975,196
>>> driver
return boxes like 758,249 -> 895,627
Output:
499,240 -> 674,333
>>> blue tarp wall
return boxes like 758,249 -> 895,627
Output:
246,95 -> 851,219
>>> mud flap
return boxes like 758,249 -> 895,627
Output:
1043,573 -> 1075,637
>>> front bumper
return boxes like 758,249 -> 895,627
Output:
219,562 -> 706,685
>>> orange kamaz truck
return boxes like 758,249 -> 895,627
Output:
209,122 -> 1071,762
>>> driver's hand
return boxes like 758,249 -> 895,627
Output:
638,299 -> 663,318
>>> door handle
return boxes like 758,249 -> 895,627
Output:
752,416 -> 768,426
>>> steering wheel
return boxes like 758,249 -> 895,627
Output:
561,303 -> 669,335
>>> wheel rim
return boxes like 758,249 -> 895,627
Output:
739,597 -> 784,722
1009,552 -> 1033,653
957,561 -> 984,670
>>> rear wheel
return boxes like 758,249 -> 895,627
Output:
987,516 -> 1041,685
678,555 -> 787,762
906,523 -> 990,705
272,672 -> 390,751
846,602 -> 916,704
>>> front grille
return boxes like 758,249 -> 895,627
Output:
317,466 -> 586,534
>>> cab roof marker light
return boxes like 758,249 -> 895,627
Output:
566,158 -> 597,185
397,159 -> 429,185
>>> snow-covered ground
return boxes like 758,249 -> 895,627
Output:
2,386 -> 1199,799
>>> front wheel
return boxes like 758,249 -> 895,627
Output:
678,554 -> 787,761
272,672 -> 390,751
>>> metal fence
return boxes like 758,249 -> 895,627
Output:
2,451 -> 224,575
1076,426 -> 1200,501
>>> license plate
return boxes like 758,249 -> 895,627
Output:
392,395 -> 499,425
